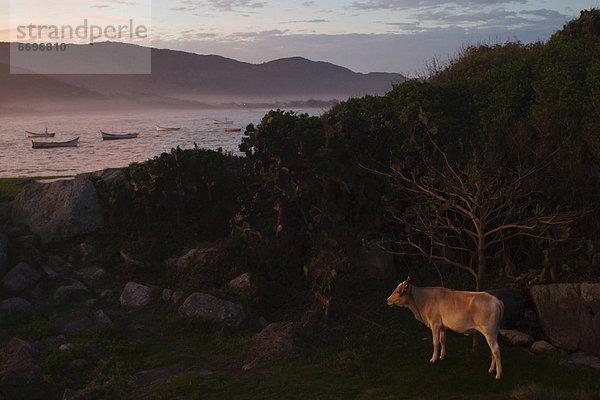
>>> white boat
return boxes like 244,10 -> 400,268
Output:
212,119 -> 233,124
156,125 -> 180,131
26,129 -> 55,138
32,137 -> 79,149
101,130 -> 140,140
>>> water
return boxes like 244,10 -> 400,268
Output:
0,108 -> 324,177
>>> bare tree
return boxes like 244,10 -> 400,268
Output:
363,131 -> 583,291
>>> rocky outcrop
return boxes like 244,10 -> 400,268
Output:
11,177 -> 104,244
178,293 -> 245,328
120,282 -> 159,307
530,283 -> 600,355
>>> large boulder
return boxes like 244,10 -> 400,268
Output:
11,177 -> 104,244
530,283 -> 600,355
179,293 -> 245,328
2,262 -> 41,296
0,338 -> 40,382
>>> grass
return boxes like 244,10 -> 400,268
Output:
3,277 -> 599,400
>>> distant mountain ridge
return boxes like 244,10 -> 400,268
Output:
0,42 -> 406,110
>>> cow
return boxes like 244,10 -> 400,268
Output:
387,276 -> 504,379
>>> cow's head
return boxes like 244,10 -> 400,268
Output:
387,275 -> 411,307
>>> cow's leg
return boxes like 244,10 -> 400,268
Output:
439,328 -> 447,360
483,332 -> 502,379
430,325 -> 441,363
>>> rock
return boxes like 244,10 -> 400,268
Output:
77,266 -> 106,286
499,329 -> 534,346
62,388 -> 81,400
89,168 -> 131,198
0,233 -> 8,278
59,343 -> 81,351
79,243 -> 97,262
120,250 -> 145,269
488,288 -> 526,329
15,235 -> 39,253
243,323 -> 296,370
53,280 -> 90,302
229,273 -> 253,290
162,289 -> 173,302
179,293 -> 245,328
531,340 -> 555,353
120,282 -> 159,307
172,291 -> 186,306
11,177 -> 104,244
94,309 -> 111,324
561,351 -> 600,371
100,289 -> 115,301
0,203 -> 8,220
2,262 -> 41,295
42,266 -> 59,279
0,337 -> 40,382
530,283 -> 600,355
55,312 -> 92,334
0,298 -> 33,316
46,255 -> 65,268
164,248 -> 223,271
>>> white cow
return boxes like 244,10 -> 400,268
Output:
387,276 -> 504,379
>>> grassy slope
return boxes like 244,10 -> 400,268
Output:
5,295 -> 598,400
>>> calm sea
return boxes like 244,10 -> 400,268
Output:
0,108 -> 324,177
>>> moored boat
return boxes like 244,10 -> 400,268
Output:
26,129 -> 55,138
212,119 -> 233,124
32,137 -> 79,149
224,128 -> 242,132
156,125 -> 180,131
101,130 -> 140,140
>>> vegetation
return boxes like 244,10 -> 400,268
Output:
2,9 -> 600,399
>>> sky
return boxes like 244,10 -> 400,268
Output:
1,0 -> 597,75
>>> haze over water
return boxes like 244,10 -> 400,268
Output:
0,108 -> 323,177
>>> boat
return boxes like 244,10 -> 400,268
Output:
32,137 -> 79,149
156,125 -> 180,131
26,129 -> 55,138
101,130 -> 140,140
212,119 -> 233,124
224,128 -> 242,132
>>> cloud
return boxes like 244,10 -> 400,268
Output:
287,19 -> 329,23
170,0 -> 265,12
302,1 -> 315,6
91,5 -> 110,8
351,0 -> 525,11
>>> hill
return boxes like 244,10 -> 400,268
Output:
0,42 -> 405,109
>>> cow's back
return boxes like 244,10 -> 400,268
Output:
417,287 -> 503,334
